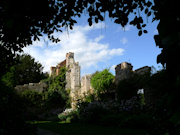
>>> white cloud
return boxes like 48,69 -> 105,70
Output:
121,37 -> 128,44
94,35 -> 104,42
109,48 -> 124,56
23,23 -> 125,75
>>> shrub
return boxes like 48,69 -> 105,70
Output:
0,81 -> 37,135
58,113 -> 71,121
77,96 -> 146,126
116,79 -> 138,101
39,108 -> 63,121
77,100 -> 112,124
58,108 -> 78,122
119,96 -> 145,114
20,90 -> 44,108
91,68 -> 114,96
84,93 -> 96,103
42,66 -> 69,108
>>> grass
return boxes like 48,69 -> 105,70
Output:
33,121 -> 148,135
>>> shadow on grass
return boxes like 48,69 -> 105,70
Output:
33,121 -> 147,135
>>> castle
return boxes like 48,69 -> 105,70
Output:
15,52 -> 152,108
50,52 -> 151,107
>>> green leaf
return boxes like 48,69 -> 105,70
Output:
142,24 -> 146,27
138,30 -> 142,36
145,8 -> 148,14
95,17 -> 98,23
143,30 -> 148,33
147,12 -> 151,17
88,18 -> 92,26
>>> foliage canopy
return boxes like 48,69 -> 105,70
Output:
91,68 -> 114,95
42,66 -> 69,107
2,54 -> 46,88
0,0 -> 154,75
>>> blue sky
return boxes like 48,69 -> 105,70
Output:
23,13 -> 162,77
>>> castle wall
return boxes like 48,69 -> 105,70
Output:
50,60 -> 66,76
80,74 -> 93,97
114,62 -> 133,85
15,82 -> 48,93
65,52 -> 80,91
65,52 -> 81,108
134,66 -> 151,75
50,67 -> 56,76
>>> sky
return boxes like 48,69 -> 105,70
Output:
23,13 -> 162,77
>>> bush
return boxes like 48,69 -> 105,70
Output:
116,79 -> 138,101
0,81 -> 37,135
91,68 -> 114,96
42,66 -> 69,108
58,108 -> 78,122
83,93 -> 96,103
76,96 -> 147,126
39,108 -> 63,121
21,90 -> 44,107
58,113 -> 71,121
77,100 -> 114,124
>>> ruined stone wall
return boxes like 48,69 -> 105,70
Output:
50,59 -> 66,76
65,52 -> 81,108
114,62 -> 151,85
134,66 -> 151,75
80,74 -> 93,97
15,81 -> 48,93
114,62 -> 133,85
65,52 -> 80,91
50,67 -> 56,76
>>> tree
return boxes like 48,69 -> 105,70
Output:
153,0 -> 180,84
43,66 -> 69,107
1,0 -> 180,81
91,68 -> 114,95
48,66 -> 67,96
2,54 -> 45,88
0,0 -> 153,76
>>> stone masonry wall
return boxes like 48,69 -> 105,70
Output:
114,62 -> 133,85
134,66 -> 151,75
15,81 -> 48,93
65,52 -> 81,108
79,74 -> 93,98
50,59 -> 66,76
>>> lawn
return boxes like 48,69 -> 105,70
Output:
34,121 -> 147,135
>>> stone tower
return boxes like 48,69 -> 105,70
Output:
49,52 -> 80,93
49,52 -> 81,108
65,52 -> 80,107
65,52 -> 80,91
114,62 -> 133,85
